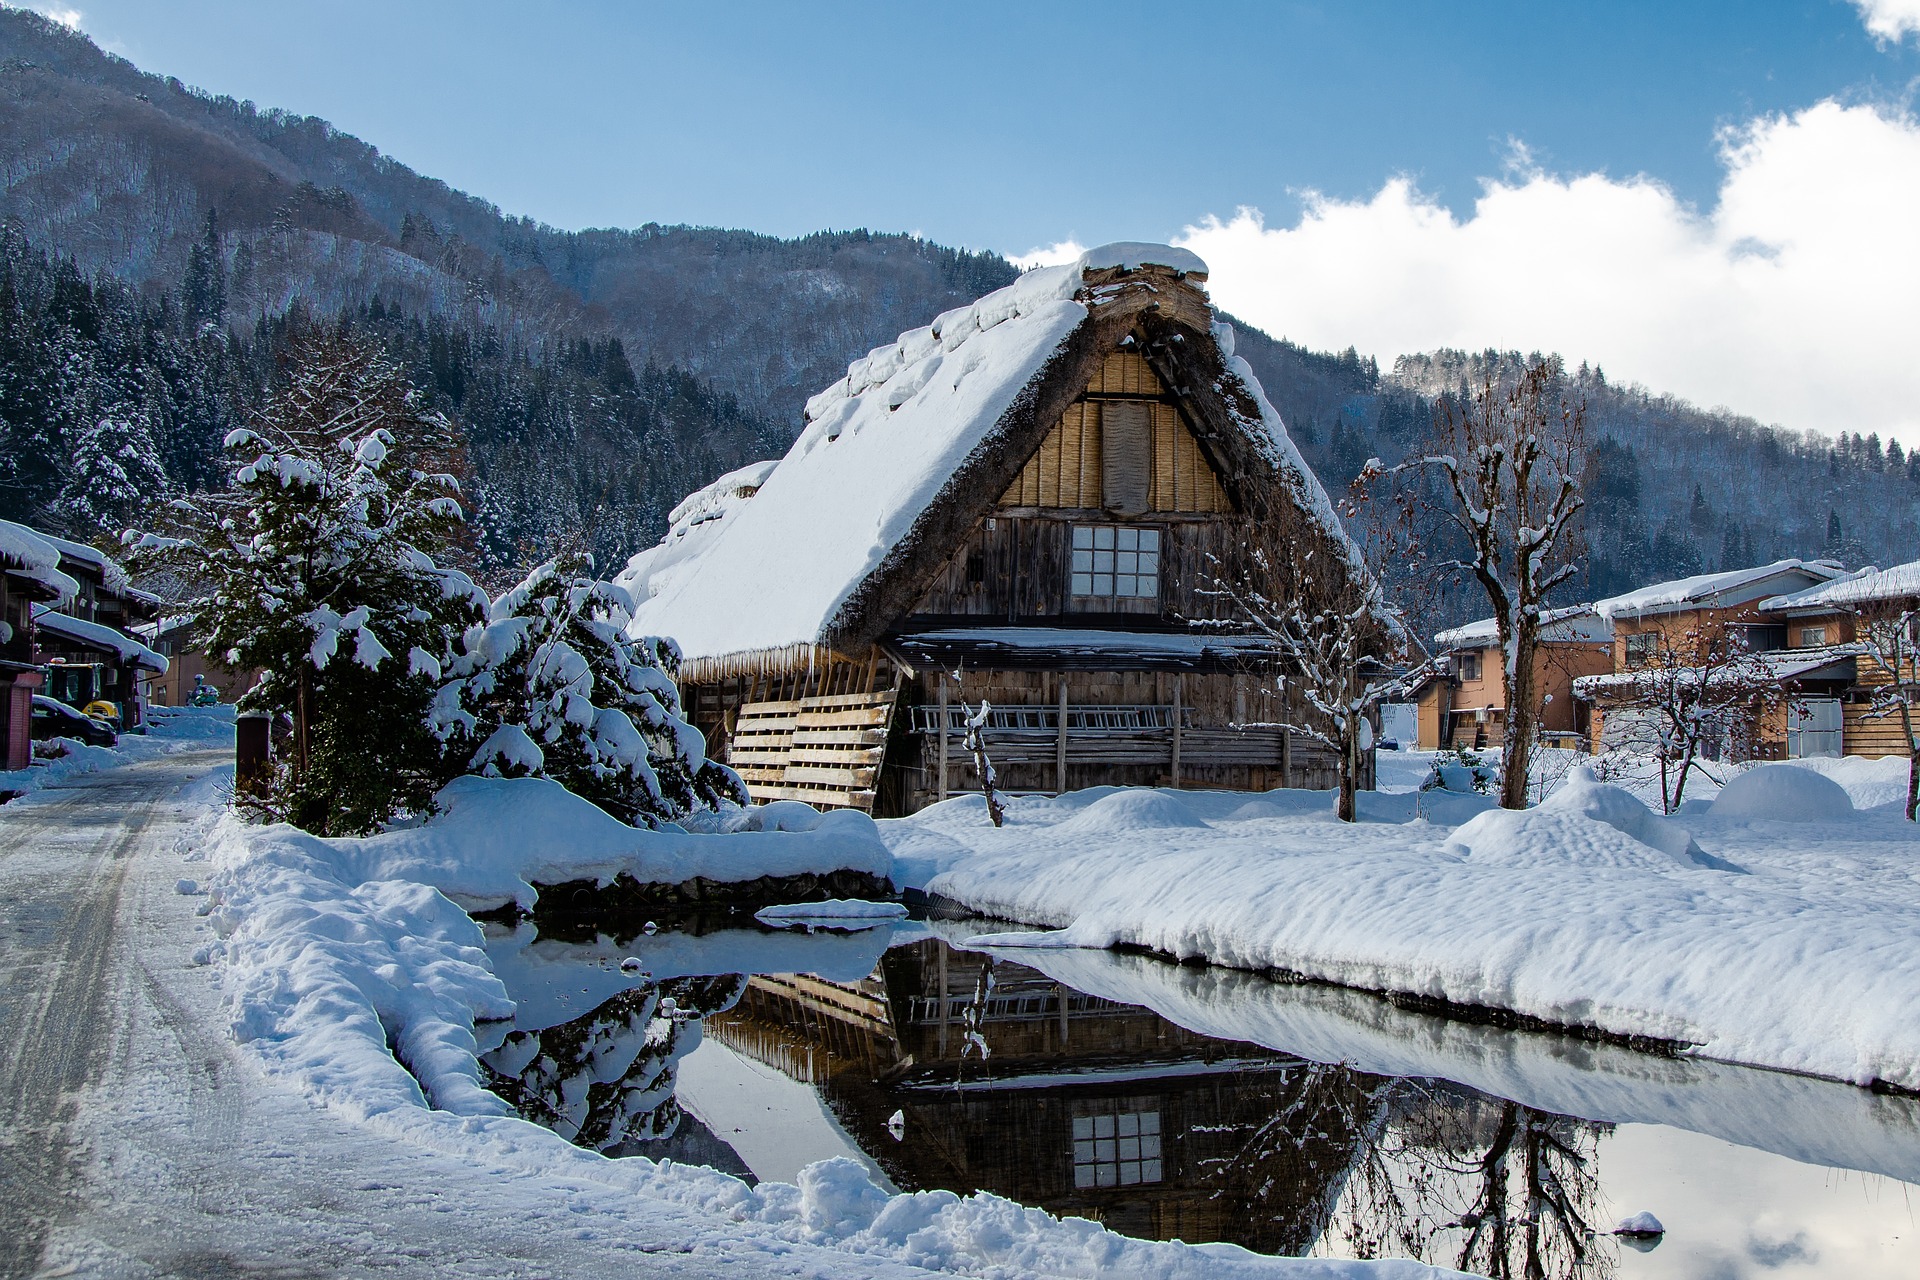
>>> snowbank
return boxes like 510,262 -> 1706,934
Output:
200,802 -> 1463,1279
1711,763 -> 1854,822
886,783 -> 1920,1090
320,774 -> 893,911
1444,767 -> 1718,870
1777,753 -> 1913,810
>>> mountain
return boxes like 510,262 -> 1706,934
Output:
0,8 -> 1013,426
1,6 -> 1913,624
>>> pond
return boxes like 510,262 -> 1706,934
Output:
478,914 -> 1920,1279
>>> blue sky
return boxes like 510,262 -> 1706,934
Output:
35,1 -> 1920,440
45,1 -> 1917,254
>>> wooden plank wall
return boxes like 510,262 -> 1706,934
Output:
729,689 -> 898,812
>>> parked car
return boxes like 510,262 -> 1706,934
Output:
30,695 -> 118,748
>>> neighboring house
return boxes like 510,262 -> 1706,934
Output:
1575,559 -> 1854,759
1410,606 -> 1613,751
620,244 -> 1379,815
0,518 -> 169,756
1760,560 -> 1920,759
0,521 -> 77,771
141,615 -> 264,708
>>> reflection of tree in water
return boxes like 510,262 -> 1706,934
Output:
1208,1064 -> 1617,1280
480,974 -> 746,1153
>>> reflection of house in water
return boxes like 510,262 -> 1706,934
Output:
704,939 -> 1375,1256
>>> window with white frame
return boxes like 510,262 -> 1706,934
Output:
1071,525 -> 1159,599
1624,632 -> 1657,666
1800,625 -> 1827,647
1070,1103 -> 1163,1188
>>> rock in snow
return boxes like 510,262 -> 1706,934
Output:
1710,763 -> 1855,822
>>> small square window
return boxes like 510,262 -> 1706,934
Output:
1070,524 -> 1160,601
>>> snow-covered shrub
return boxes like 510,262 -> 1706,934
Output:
1422,745 -> 1496,795
436,556 -> 744,827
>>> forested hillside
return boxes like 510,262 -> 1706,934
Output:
2,5 -> 1912,626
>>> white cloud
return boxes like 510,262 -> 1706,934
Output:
1177,101 -> 1920,444
1008,239 -> 1086,271
1852,0 -> 1920,43
28,4 -> 83,29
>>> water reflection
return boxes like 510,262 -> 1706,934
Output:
480,919 -> 1920,1279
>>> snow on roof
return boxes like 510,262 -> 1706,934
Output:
1434,606 -> 1608,648
1075,242 -> 1208,277
623,243 -> 1361,664
1763,560 -> 1920,612
615,459 -> 779,610
1592,560 -> 1848,621
32,606 -> 169,671
34,529 -> 133,593
0,519 -> 79,603
1573,643 -> 1858,697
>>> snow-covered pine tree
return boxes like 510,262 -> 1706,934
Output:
434,554 -> 744,827
128,331 -> 486,834
57,401 -> 169,532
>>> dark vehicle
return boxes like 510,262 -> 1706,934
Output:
1377,738 -> 1401,751
30,694 -> 118,748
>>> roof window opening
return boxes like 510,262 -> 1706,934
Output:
1071,524 -> 1159,599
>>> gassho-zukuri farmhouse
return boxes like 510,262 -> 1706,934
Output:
616,243 -> 1384,817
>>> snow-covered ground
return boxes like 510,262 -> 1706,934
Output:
887,756 -> 1920,1092
184,770 -> 1461,1278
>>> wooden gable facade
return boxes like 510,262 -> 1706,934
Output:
670,258 -> 1366,816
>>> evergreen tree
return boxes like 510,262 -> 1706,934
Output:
435,555 -> 744,826
1889,439 -> 1905,474
57,402 -> 169,532
1688,483 -> 1713,536
129,331 -> 483,834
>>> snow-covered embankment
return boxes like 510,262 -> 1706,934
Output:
886,767 -> 1920,1091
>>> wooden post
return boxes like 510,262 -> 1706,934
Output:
1280,728 -> 1293,788
236,711 -> 271,799
1055,678 -> 1069,795
1170,675 -> 1183,788
937,677 -> 950,803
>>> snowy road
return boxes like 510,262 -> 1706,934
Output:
0,753 -> 947,1280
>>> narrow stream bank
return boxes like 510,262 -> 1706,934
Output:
478,914 -> 1920,1279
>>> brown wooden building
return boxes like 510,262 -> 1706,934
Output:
1410,606 -> 1613,752
620,244 -> 1378,816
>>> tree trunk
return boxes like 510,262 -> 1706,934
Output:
295,666 -> 311,781
1903,697 -> 1918,823
1499,617 -> 1542,810
1338,723 -> 1359,822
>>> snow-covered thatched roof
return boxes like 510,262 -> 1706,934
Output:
1593,560 -> 1848,621
1762,560 -> 1920,614
620,243 -> 1359,673
0,518 -> 79,603
1434,605 -> 1609,649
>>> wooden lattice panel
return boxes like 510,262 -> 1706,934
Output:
728,689 -> 896,811
1001,400 -> 1228,513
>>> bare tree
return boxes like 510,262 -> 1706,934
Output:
1849,603 -> 1920,820
1586,622 -> 1795,813
1397,358 -> 1586,811
1207,488 -> 1413,822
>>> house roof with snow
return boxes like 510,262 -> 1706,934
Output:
0,518 -> 79,603
1761,560 -> 1920,615
1573,643 -> 1859,699
31,605 -> 168,672
1592,560 -> 1849,622
620,243 -> 1364,677
1433,605 -> 1610,650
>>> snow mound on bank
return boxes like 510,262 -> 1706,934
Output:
327,775 -> 892,911
1057,788 -> 1209,835
1446,767 -> 1715,871
1712,764 -> 1855,822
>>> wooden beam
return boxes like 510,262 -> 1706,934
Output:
937,676 -> 949,804
1170,675 -> 1183,787
1055,678 -> 1069,796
